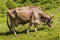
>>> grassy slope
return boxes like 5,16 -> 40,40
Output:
0,6 -> 60,40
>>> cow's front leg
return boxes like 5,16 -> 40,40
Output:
34,23 -> 38,32
43,22 -> 46,26
27,23 -> 32,34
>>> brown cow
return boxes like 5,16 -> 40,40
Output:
7,6 -> 54,36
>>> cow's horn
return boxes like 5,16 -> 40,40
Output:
51,14 -> 54,18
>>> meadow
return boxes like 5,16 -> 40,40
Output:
0,6 -> 60,40
0,0 -> 60,40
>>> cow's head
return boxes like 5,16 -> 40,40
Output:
46,14 -> 54,28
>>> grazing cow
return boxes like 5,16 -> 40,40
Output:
7,6 -> 54,36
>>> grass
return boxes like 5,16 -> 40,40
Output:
0,6 -> 60,40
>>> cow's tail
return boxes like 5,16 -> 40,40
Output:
7,12 -> 10,28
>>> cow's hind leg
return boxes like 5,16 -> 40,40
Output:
8,24 -> 12,32
12,26 -> 17,36
11,24 -> 17,36
9,23 -> 17,36
27,23 -> 32,34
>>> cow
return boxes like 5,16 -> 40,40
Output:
7,6 -> 54,36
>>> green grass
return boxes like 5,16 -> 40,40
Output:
0,7 -> 60,40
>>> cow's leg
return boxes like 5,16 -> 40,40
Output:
8,23 -> 17,36
34,23 -> 38,32
34,19 -> 40,32
27,23 -> 32,34
11,23 -> 17,36
9,19 -> 17,36
8,24 -> 12,31
12,27 -> 17,36
43,22 -> 46,26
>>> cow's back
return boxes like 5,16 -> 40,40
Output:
14,6 -> 33,24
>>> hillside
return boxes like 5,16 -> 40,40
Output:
0,0 -> 60,40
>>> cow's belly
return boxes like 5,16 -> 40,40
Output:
16,18 -> 30,25
18,14 -> 31,21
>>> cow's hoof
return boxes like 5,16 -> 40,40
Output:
13,32 -> 17,36
27,31 -> 30,35
27,32 -> 29,35
27,31 -> 29,35
35,30 -> 37,32
27,29 -> 30,35
50,26 -> 54,29
14,34 -> 17,36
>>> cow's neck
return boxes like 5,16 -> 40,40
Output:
40,14 -> 50,23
